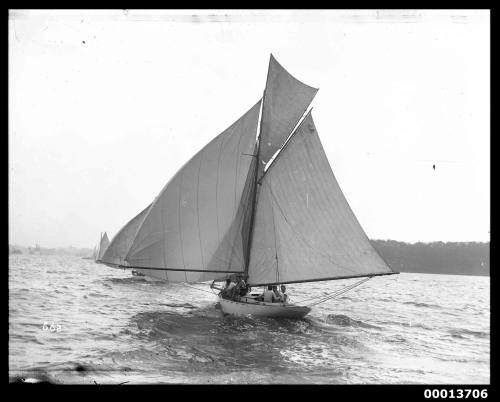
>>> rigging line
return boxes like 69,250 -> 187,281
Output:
196,152 -> 206,270
304,277 -> 372,307
177,172 -> 187,282
245,93 -> 265,276
293,277 -> 370,305
215,134 -> 224,247
294,278 -> 366,306
268,177 -> 280,284
239,159 -> 257,268
233,113 -> 247,217
226,162 -> 258,269
179,283 -> 216,295
248,241 -> 269,277
160,183 -> 168,280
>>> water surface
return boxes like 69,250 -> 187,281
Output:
9,254 -> 490,384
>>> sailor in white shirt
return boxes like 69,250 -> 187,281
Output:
226,280 -> 236,292
215,278 -> 236,299
263,285 -> 278,303
280,285 -> 289,304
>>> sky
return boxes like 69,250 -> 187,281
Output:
9,9 -> 490,248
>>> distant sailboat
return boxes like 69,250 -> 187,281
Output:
119,54 -> 397,318
28,243 -> 41,255
95,232 -> 110,263
100,205 -> 152,277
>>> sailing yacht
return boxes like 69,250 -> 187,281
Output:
99,205 -> 151,277
116,54 -> 396,318
95,232 -> 110,263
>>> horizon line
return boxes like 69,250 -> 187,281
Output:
8,238 -> 491,250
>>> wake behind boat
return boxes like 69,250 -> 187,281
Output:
101,54 -> 397,318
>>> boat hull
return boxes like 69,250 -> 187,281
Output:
219,296 -> 311,318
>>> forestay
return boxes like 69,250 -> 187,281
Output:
101,204 -> 152,267
259,54 -> 318,175
126,101 -> 262,283
247,112 -> 394,286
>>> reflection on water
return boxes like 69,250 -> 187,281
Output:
9,254 -> 490,384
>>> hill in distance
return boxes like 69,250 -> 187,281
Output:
9,240 -> 489,277
371,240 -> 489,276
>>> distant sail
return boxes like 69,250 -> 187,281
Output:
96,232 -> 110,261
259,54 -> 318,175
247,112 -> 394,286
101,204 -> 152,267
126,101 -> 262,282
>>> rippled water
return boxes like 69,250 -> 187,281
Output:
9,254 -> 489,384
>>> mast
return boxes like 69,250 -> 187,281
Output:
243,91 -> 266,279
243,54 -> 318,283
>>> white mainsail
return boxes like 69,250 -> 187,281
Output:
125,101 -> 262,282
101,204 -> 152,267
246,112 -> 394,286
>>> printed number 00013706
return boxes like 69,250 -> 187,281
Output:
424,389 -> 488,399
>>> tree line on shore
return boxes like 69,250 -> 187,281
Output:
9,240 -> 490,276
371,240 -> 489,276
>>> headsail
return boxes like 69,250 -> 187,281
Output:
101,204 -> 152,267
119,55 -> 394,288
96,232 -> 110,261
125,101 -> 262,283
259,54 -> 318,176
246,112 -> 394,286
